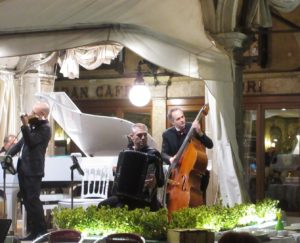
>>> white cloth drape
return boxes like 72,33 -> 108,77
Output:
59,44 -> 124,79
246,0 -> 300,28
205,82 -> 243,206
0,71 -> 17,145
270,0 -> 300,12
0,0 -> 232,82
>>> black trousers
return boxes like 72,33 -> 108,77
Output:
18,174 -> 47,234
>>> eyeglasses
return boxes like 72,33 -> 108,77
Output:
136,133 -> 147,139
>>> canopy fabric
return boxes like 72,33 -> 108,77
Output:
270,0 -> 300,12
245,0 -> 300,27
205,82 -> 245,206
0,0 -> 231,82
58,44 -> 124,79
0,71 -> 18,141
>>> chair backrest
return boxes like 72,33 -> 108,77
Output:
49,229 -> 81,243
81,166 -> 110,199
105,233 -> 145,243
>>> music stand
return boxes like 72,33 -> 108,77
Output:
0,155 -> 16,218
69,153 -> 84,209
0,219 -> 12,243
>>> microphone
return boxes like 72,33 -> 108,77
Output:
0,155 -> 17,175
70,153 -> 84,176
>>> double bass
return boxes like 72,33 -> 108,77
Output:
164,104 -> 209,219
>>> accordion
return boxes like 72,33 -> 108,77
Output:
113,150 -> 156,202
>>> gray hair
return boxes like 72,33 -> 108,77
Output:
131,123 -> 148,133
3,134 -> 16,144
167,107 -> 183,122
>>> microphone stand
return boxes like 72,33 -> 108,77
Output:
69,154 -> 84,209
1,160 -> 7,218
1,131 -> 19,217
69,164 -> 76,210
0,155 -> 16,218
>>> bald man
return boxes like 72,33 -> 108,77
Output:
8,102 -> 51,241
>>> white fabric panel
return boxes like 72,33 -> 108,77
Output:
245,0 -> 300,28
0,0 -> 210,48
269,0 -> 300,12
36,92 -> 157,156
0,0 -> 231,82
59,44 -> 123,79
0,56 -> 20,69
59,49 -> 79,79
74,44 -> 123,70
0,29 -> 110,58
257,0 -> 273,28
0,72 -> 17,145
0,27 -> 231,82
205,79 -> 244,181
206,85 -> 242,206
109,28 -> 232,81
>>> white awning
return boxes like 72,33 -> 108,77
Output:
0,0 -> 231,82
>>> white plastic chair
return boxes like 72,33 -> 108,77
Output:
58,166 -> 111,209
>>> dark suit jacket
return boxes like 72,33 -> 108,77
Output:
161,123 -> 213,164
8,120 -> 51,177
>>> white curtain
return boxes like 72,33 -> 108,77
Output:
205,81 -> 244,206
246,0 -> 300,28
269,0 -> 300,12
59,44 -> 124,79
0,71 -> 17,145
0,0 -> 232,82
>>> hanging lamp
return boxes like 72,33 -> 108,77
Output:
129,61 -> 151,107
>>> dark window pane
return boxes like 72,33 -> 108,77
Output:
124,112 -> 151,134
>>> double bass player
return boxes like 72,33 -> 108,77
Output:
161,107 -> 213,214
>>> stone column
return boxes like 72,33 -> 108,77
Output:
150,84 -> 167,150
15,53 -> 57,155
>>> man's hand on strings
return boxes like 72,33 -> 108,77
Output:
169,155 -> 177,164
192,119 -> 203,136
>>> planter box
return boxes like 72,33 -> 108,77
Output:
167,229 -> 214,243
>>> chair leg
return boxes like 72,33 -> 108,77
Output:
21,204 -> 27,235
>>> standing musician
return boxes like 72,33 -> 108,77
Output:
7,102 -> 51,241
0,134 -> 18,155
98,123 -> 165,211
161,107 -> 213,207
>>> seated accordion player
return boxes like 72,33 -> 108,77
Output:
112,149 -> 164,205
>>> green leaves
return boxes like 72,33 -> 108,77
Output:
52,206 -> 168,240
170,199 -> 279,232
52,199 -> 279,240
